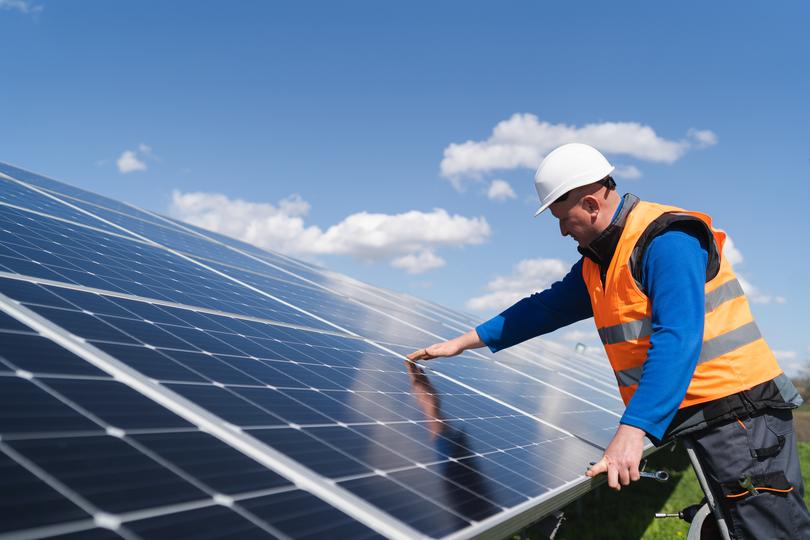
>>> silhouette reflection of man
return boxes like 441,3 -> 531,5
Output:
406,361 -> 499,516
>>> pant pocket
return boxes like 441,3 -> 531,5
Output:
724,479 -> 801,540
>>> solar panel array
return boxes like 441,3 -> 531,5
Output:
0,162 -> 632,540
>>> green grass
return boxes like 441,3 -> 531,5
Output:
512,441 -> 810,540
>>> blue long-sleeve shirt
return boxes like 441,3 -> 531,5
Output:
475,225 -> 708,441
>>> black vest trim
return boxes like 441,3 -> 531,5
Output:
629,213 -> 721,294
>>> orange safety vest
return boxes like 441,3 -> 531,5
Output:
582,200 -> 783,408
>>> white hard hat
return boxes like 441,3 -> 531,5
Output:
533,143 -> 615,216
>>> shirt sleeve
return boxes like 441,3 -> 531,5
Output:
620,223 -> 709,442
475,258 -> 593,352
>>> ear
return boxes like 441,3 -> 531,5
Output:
581,195 -> 600,217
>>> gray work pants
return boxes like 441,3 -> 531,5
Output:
687,408 -> 810,539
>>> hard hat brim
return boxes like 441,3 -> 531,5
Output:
533,201 -> 553,217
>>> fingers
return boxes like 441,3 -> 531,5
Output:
406,347 -> 431,361
629,463 -> 641,482
585,456 -> 637,491
618,466 -> 630,487
407,345 -> 440,361
608,464 -> 620,490
585,457 -> 608,478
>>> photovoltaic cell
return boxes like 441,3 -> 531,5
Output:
0,163 -> 635,539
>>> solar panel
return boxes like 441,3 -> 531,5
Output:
0,163 -> 641,540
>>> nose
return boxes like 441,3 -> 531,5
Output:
559,220 -> 568,237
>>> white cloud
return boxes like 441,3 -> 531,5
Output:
0,0 -> 42,14
117,151 -> 146,174
774,350 -> 798,361
737,275 -> 786,305
688,128 -> 718,148
773,350 -> 805,378
116,142 -> 154,174
390,250 -> 446,274
440,114 -> 717,189
723,235 -> 784,304
486,179 -> 517,201
169,191 -> 490,273
465,258 -> 568,312
722,236 -> 743,266
613,165 -> 642,179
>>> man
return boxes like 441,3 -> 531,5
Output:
408,143 -> 809,539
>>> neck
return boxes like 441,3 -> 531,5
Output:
595,192 -> 621,233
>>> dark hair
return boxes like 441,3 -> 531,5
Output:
553,175 -> 616,204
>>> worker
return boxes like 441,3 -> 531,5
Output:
407,143 -> 810,539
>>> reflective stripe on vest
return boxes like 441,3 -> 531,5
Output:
598,278 -> 746,346
614,320 -> 763,388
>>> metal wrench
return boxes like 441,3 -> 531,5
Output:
587,459 -> 670,482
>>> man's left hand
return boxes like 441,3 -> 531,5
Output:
585,424 -> 646,491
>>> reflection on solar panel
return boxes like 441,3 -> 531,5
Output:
0,162 -> 638,540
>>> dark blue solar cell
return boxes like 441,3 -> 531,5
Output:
214,357 -> 309,388
230,387 -> 333,425
159,350 -> 262,386
131,431 -> 290,495
207,334 -> 278,358
0,377 -> 101,435
248,428 -> 369,478
0,332 -> 106,376
461,454 -> 550,499
482,451 -> 557,491
0,277 -> 76,309
92,342 -> 207,382
125,504 -> 280,540
0,451 -> 90,534
157,325 -> 246,355
340,474 -> 470,537
387,422 -> 476,459
265,362 -> 346,390
0,255 -> 73,282
427,459 -> 526,509
238,490 -> 384,540
302,426 -> 413,471
106,298 -> 190,326
96,316 -> 194,350
26,305 -> 139,344
6,435 -> 208,514
45,379 -> 194,430
350,424 -> 437,464
165,383 -> 283,427
387,465 -> 502,522
158,307 -> 233,332
52,288 -> 142,318
0,312 -> 31,333
256,387 -> 373,424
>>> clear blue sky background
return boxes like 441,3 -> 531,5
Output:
2,1 -> 808,373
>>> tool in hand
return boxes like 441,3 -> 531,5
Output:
587,459 -> 669,482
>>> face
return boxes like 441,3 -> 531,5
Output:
549,196 -> 601,248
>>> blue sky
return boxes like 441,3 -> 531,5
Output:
2,1 -> 808,374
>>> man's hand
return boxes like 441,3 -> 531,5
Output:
406,329 -> 484,362
585,424 -> 646,491
407,341 -> 464,361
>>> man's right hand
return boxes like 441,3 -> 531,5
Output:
406,329 -> 485,361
